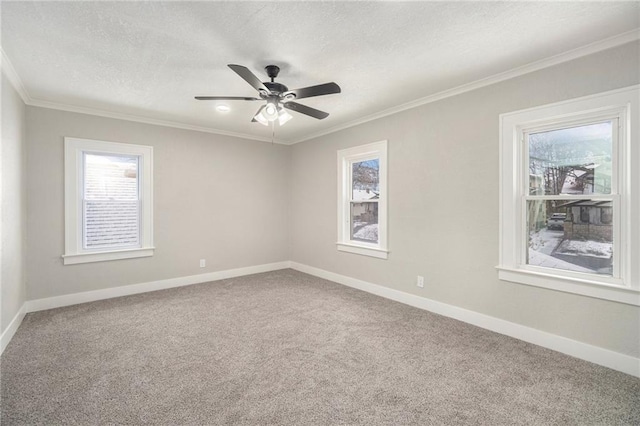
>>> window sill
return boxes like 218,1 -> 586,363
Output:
496,266 -> 639,306
337,243 -> 388,259
63,247 -> 155,265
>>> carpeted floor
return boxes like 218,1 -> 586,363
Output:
1,269 -> 639,425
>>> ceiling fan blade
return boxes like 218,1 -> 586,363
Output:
284,82 -> 341,100
195,96 -> 259,101
228,64 -> 270,93
282,101 -> 329,120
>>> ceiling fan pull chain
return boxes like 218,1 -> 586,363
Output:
271,121 -> 276,145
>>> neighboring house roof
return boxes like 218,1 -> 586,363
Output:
352,189 -> 379,200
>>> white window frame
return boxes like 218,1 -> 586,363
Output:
337,140 -> 388,259
63,137 -> 154,265
498,86 -> 639,306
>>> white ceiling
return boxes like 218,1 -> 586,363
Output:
2,2 -> 639,144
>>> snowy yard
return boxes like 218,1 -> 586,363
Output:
529,228 -> 564,255
528,228 -> 612,274
528,250 -> 592,273
555,239 -> 612,258
353,222 -> 378,242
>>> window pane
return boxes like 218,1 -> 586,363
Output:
83,153 -> 140,250
526,199 -> 613,276
84,153 -> 138,201
351,202 -> 378,243
84,200 -> 140,249
529,122 -> 612,195
352,159 -> 379,201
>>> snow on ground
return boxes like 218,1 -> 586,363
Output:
556,239 -> 612,258
528,250 -> 592,273
353,223 -> 378,242
528,228 -> 612,273
529,228 -> 564,256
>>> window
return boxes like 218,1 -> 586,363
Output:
337,140 -> 388,259
526,121 -> 616,277
579,206 -> 590,224
499,86 -> 639,306
64,137 -> 154,265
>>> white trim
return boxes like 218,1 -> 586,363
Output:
64,137 -> 154,264
62,247 -> 155,265
3,31 -> 637,146
28,99 -> 284,145
291,29 -> 640,144
337,141 -> 388,258
0,304 -> 26,355
0,48 -> 30,357
499,84 -> 640,119
3,261 -> 637,377
498,85 -> 640,304
25,261 -> 291,312
289,262 -> 640,378
336,243 -> 389,259
497,267 -> 639,306
0,43 -> 280,144
0,48 -> 31,104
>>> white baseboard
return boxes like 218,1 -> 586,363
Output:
1,303 -> 26,355
290,262 -> 640,378
5,260 -> 638,378
26,261 -> 291,313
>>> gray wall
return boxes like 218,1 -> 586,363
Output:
26,107 -> 290,300
12,41 -> 640,359
289,41 -> 640,358
1,72 -> 27,333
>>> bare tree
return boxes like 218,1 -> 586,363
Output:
352,162 -> 379,190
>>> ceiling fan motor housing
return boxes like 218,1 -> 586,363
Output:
196,63 -> 338,121
265,65 -> 280,80
264,82 -> 289,95
263,65 -> 288,96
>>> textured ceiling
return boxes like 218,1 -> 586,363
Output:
2,2 -> 639,143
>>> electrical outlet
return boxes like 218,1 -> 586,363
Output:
199,259 -> 206,268
417,276 -> 424,288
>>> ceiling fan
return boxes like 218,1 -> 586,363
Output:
195,64 -> 341,126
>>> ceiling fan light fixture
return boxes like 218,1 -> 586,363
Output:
253,105 -> 269,126
263,102 -> 279,121
277,107 -> 293,126
253,101 -> 280,125
196,64 -> 339,124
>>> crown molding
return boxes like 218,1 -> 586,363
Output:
1,46 -> 283,144
3,28 -> 638,146
291,28 -> 640,144
1,48 -> 32,104
26,98 -> 286,144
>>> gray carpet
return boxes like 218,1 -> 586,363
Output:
1,269 -> 638,425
